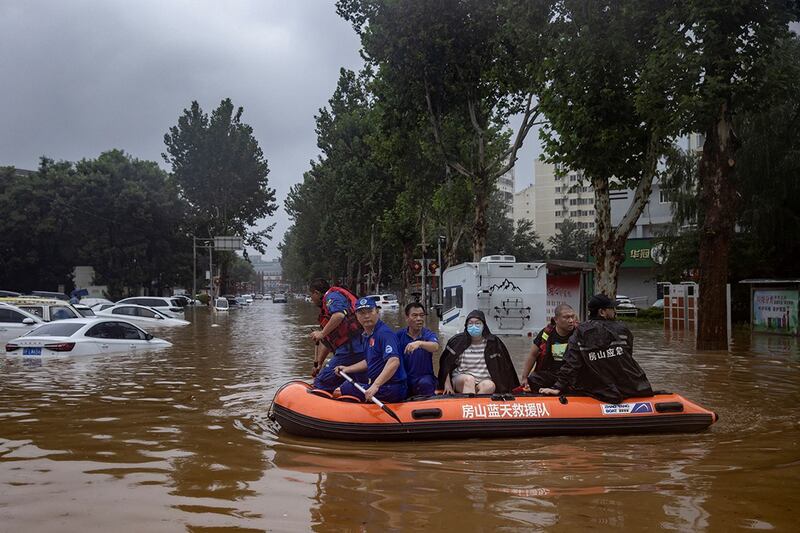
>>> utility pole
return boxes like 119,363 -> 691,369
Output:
437,235 -> 445,306
192,237 -> 197,302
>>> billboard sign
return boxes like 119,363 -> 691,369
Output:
753,290 -> 799,335
213,236 -> 243,251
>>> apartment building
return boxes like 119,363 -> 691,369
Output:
496,166 -> 516,219
512,159 -> 596,242
513,184 -> 535,225
513,159 -> 680,306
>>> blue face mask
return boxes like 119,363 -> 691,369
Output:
467,323 -> 483,337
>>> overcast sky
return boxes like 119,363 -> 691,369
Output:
0,0 -> 539,259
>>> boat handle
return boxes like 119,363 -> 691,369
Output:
655,401 -> 684,413
411,408 -> 442,420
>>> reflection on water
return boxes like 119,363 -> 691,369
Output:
1,301 -> 799,531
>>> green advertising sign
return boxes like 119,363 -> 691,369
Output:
589,238 -> 666,268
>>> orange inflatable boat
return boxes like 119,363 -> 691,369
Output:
269,381 -> 718,441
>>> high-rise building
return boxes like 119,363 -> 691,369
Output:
513,184 -> 535,226
515,160 -> 595,243
496,165 -> 515,219
519,159 -> 674,242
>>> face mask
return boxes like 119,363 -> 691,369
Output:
467,324 -> 483,337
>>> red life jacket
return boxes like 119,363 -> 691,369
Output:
535,320 -> 557,369
318,287 -> 363,352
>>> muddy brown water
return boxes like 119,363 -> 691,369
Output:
1,300 -> 798,531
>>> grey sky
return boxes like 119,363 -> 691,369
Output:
0,1 -> 538,259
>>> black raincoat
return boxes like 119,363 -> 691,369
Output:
553,318 -> 653,403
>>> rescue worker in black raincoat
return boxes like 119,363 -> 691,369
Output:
437,309 -> 520,394
539,294 -> 653,404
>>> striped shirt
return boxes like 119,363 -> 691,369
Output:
453,341 -> 491,382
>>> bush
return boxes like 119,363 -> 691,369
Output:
196,293 -> 210,305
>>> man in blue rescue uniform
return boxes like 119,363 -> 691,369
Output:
396,302 -> 440,397
335,297 -> 408,403
309,278 -> 366,392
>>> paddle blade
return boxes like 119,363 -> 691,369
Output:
381,404 -> 403,425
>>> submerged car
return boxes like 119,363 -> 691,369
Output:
615,295 -> 639,316
81,297 -> 114,308
4,318 -> 171,357
74,304 -> 96,317
95,304 -> 190,327
0,297 -> 82,321
273,293 -> 288,303
0,302 -> 45,345
214,297 -> 229,311
116,296 -> 184,317
365,294 -> 400,309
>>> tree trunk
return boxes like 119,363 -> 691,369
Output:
591,177 -> 623,296
590,139 -> 657,298
344,254 -> 354,289
375,253 -> 382,294
402,241 -> 413,303
696,102 -> 739,350
471,177 -> 490,261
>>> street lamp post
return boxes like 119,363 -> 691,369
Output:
192,237 -> 215,304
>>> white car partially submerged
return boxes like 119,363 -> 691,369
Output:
214,297 -> 229,311
94,304 -> 190,327
4,318 -> 172,357
0,302 -> 45,345
615,295 -> 639,316
365,293 -> 400,309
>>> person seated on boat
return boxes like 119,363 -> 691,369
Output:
396,302 -> 440,397
308,278 -> 366,393
519,304 -> 577,391
334,297 -> 408,403
539,294 -> 654,404
437,310 -> 519,395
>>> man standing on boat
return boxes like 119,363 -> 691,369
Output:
309,278 -> 366,392
539,294 -> 653,403
334,297 -> 407,403
396,302 -> 440,397
519,304 -> 577,390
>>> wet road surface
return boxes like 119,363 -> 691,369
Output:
1,300 -> 799,531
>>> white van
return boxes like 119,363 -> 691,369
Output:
0,297 -> 82,322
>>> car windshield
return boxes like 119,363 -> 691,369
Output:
78,308 -> 95,317
384,294 -> 398,301
24,322 -> 84,337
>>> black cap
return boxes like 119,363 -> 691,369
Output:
588,294 -> 616,313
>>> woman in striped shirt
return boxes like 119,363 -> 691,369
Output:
438,310 -> 519,394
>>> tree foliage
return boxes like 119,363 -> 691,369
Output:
163,98 -> 278,252
660,33 -> 800,284
651,1 -> 799,348
547,219 -> 591,262
0,151 -> 191,297
337,0 -> 549,260
485,193 -> 546,261
280,69 -> 400,289
533,0 -> 679,296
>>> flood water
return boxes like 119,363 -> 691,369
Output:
1,300 -> 799,532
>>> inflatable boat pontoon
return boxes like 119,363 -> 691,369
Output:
269,381 -> 718,441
